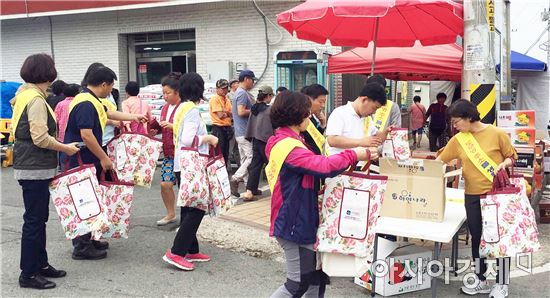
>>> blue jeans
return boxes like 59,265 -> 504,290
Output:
19,179 -> 51,278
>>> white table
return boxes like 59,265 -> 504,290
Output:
371,188 -> 467,298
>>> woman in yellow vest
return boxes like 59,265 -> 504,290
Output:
266,91 -> 377,297
12,54 -> 80,289
437,99 -> 517,298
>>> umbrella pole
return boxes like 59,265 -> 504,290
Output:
371,17 -> 380,76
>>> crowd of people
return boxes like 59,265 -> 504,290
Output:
12,53 -> 517,298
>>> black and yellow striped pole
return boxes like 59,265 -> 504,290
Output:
470,83 -> 496,124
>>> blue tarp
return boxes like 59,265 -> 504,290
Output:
1,82 -> 22,118
511,51 -> 547,72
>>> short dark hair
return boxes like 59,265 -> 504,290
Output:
51,80 -> 67,95
111,88 -> 120,103
125,81 -> 140,96
161,72 -> 182,91
270,91 -> 311,128
436,92 -> 447,100
180,72 -> 204,103
63,84 -> 81,97
447,99 -> 480,122
413,95 -> 421,103
86,66 -> 117,86
366,74 -> 387,88
20,53 -> 57,84
81,62 -> 105,87
276,86 -> 288,93
360,82 -> 387,105
300,85 -> 309,94
304,84 -> 328,100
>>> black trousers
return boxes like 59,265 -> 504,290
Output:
211,125 -> 233,166
19,179 -> 51,278
428,127 -> 446,152
465,195 -> 510,284
171,207 -> 205,256
246,139 -> 268,192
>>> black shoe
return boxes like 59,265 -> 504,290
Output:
72,245 -> 107,260
39,265 -> 66,278
19,275 -> 56,290
92,240 -> 109,250
251,189 -> 263,196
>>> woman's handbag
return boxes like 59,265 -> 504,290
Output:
480,169 -> 541,258
50,153 -> 108,240
106,124 -> 162,188
96,171 -> 135,239
176,137 -> 210,211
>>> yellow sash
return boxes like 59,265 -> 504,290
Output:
265,137 -> 307,193
12,89 -> 57,135
100,98 -> 117,112
455,132 -> 498,182
305,121 -> 328,156
364,100 -> 393,135
172,101 -> 197,148
68,93 -> 108,133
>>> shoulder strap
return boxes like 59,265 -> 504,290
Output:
265,137 -> 307,193
455,132 -> 499,182
172,101 -> 197,148
69,93 -> 108,132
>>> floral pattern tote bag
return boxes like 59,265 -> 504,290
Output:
176,137 -> 210,212
316,156 -> 388,259
480,170 -> 540,258
106,126 -> 162,188
382,128 -> 411,161
95,171 -> 135,239
50,153 -> 108,240
206,146 -> 233,216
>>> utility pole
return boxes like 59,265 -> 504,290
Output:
542,3 -> 550,67
502,0 -> 512,104
462,0 -> 498,124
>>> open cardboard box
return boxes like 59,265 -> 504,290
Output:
379,158 -> 460,222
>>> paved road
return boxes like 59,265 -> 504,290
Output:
1,167 -> 549,297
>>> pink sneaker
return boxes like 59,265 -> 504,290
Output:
163,250 -> 194,270
185,252 -> 211,262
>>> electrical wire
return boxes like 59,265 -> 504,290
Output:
525,24 -> 550,55
251,0 -> 283,46
252,0 -> 270,85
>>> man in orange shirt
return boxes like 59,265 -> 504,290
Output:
209,79 -> 233,165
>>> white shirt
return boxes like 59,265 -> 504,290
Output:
173,107 -> 208,172
325,101 -> 377,156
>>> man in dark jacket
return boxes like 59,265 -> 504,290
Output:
426,92 -> 448,152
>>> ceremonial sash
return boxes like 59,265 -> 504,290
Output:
172,101 -> 198,148
12,89 -> 56,135
364,100 -> 393,135
69,93 -> 107,133
265,137 -> 307,193
455,132 -> 498,182
100,98 -> 117,112
306,121 -> 328,156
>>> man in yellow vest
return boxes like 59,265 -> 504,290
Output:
365,74 -> 402,131
64,66 -> 147,260
326,83 -> 389,155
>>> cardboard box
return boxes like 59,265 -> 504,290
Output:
502,128 -> 536,147
497,110 -> 535,128
355,238 -> 432,296
379,158 -> 450,222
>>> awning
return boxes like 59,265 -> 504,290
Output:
511,51 -> 548,72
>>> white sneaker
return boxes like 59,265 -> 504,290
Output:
461,279 -> 492,295
489,285 -> 508,298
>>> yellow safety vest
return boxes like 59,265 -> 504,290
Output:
100,98 -> 117,112
364,100 -> 393,136
12,89 -> 57,135
68,93 -> 108,133
305,121 -> 328,156
172,101 -> 198,148
265,137 -> 307,193
455,132 -> 499,182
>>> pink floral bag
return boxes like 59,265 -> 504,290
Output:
206,146 -> 233,216
50,154 -> 108,240
315,155 -> 388,259
480,169 -> 540,258
94,171 -> 135,239
106,126 -> 162,188
176,137 -> 210,211
382,128 -> 411,160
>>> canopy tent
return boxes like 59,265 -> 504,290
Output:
510,51 -> 548,72
328,43 -> 463,81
